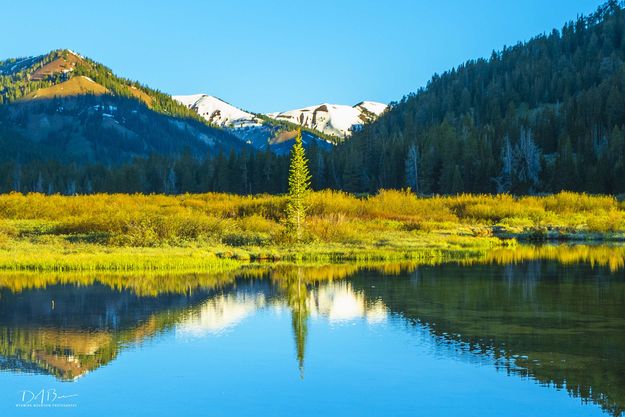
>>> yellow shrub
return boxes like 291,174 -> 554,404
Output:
364,190 -> 458,222
0,220 -> 17,245
497,217 -> 535,231
2,191 -> 625,246
402,220 -> 438,232
308,190 -> 362,217
586,211 -> 625,233
541,192 -> 616,213
447,194 -> 545,223
306,215 -> 362,243
236,214 -> 281,234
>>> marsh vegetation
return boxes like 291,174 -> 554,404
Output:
1,190 -> 625,270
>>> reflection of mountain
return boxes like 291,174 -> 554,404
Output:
352,263 -> 625,417
177,281 -> 275,337
173,276 -> 390,337
0,282 -> 233,380
309,282 -> 387,324
0,328 -> 114,379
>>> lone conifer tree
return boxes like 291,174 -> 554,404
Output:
286,131 -> 311,241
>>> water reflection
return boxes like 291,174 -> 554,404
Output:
351,262 -> 625,417
0,270 -> 390,382
0,283 -> 230,380
0,245 -> 624,416
174,272 -> 390,376
283,270 -> 309,376
177,292 -> 268,337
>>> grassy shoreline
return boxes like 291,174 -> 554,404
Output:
1,241 -> 624,275
0,235 -> 508,271
2,190 -> 625,271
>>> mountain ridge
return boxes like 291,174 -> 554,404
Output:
174,94 -> 261,128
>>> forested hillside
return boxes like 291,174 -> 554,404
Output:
0,49 -> 242,168
323,0 -> 625,195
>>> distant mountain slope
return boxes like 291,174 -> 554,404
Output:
0,50 -> 243,164
29,49 -> 82,80
328,1 -> 625,195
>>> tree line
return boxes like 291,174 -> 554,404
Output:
0,144 -> 328,195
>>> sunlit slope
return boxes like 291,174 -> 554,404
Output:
24,76 -> 109,99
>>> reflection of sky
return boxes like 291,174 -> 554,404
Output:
176,282 -> 389,338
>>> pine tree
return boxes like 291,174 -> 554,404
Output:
286,132 -> 311,241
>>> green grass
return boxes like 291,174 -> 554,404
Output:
0,240 -> 243,272
0,233 -> 506,272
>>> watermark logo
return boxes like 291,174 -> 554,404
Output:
16,388 -> 78,408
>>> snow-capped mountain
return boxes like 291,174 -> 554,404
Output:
174,93 -> 387,153
174,94 -> 387,138
267,101 -> 387,138
174,94 -> 260,128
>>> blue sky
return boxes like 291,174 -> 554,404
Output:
2,0 -> 604,112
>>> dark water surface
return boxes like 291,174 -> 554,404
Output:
0,261 -> 623,416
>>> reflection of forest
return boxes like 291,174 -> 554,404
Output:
0,244 -> 624,415
351,262 -> 625,417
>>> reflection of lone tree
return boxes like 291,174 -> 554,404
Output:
282,268 -> 310,378
286,131 -> 311,242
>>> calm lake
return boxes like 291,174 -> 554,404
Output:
0,257 -> 624,416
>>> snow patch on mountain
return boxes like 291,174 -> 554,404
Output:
174,94 -> 387,139
66,49 -> 85,60
267,101 -> 387,138
174,94 -> 260,128
355,101 -> 387,117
